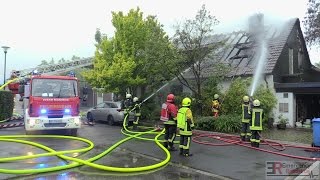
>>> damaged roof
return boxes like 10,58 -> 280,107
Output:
184,18 -> 299,78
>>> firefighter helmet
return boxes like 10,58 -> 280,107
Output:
126,94 -> 132,99
214,94 -> 219,99
133,97 -> 139,102
243,96 -> 249,102
166,94 -> 175,103
182,97 -> 191,107
253,99 -> 260,107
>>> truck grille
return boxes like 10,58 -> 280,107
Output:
44,123 -> 67,127
47,110 -> 64,118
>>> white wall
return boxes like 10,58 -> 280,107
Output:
275,92 -> 295,127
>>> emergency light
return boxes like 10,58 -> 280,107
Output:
40,109 -> 47,114
64,109 -> 71,114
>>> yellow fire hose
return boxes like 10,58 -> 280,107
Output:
0,113 -> 171,174
0,78 -> 19,90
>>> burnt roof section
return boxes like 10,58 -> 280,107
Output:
183,18 -> 299,78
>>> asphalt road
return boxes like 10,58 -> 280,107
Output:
0,123 -> 226,180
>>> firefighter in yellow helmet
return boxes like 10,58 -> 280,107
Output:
211,94 -> 220,118
250,99 -> 264,148
132,97 -> 141,130
177,97 -> 195,157
241,95 -> 252,141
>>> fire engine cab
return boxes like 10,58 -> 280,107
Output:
19,70 -> 81,136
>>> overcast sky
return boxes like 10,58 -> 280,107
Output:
0,0 -> 315,82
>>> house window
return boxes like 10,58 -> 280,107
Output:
283,93 -> 288,98
298,51 -> 303,69
289,48 -> 293,74
279,103 -> 289,113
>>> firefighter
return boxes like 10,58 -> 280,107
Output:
211,94 -> 220,118
160,94 -> 178,151
250,99 -> 264,148
132,97 -> 141,130
241,95 -> 252,141
122,93 -> 133,126
177,97 -> 194,157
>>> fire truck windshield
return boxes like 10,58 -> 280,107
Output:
31,79 -> 78,98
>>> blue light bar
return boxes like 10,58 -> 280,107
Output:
64,109 -> 71,114
40,109 -> 47,114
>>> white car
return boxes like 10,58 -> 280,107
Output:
86,101 -> 134,125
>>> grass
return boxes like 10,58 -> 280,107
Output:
263,127 -> 313,145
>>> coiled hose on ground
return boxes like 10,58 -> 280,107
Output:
0,112 -> 170,174
192,131 -> 320,161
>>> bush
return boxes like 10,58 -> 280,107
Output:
214,114 -> 241,133
195,114 -> 241,133
221,77 -> 251,115
195,116 -> 215,131
0,91 -> 14,120
140,97 -> 161,122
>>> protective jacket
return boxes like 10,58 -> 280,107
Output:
250,107 -> 263,131
177,107 -> 194,136
242,102 -> 252,123
212,100 -> 220,112
160,102 -> 177,125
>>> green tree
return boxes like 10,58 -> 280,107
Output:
83,8 -> 178,96
37,60 -> 49,67
49,58 -> 55,65
221,77 -> 277,126
95,28 -> 102,45
303,0 -> 320,45
172,4 -> 226,115
58,58 -> 66,64
221,77 -> 251,115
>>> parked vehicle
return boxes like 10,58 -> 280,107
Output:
86,101 -> 133,125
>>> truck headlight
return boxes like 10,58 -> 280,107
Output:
29,119 -> 36,126
74,118 -> 80,124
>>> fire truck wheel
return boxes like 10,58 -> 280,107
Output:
107,116 -> 115,126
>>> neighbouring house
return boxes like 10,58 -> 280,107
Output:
176,17 -> 320,128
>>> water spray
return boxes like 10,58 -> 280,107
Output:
249,40 -> 268,96
248,13 -> 268,97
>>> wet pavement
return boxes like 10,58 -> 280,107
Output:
0,99 -> 318,180
0,124 -> 225,180
0,123 -> 318,180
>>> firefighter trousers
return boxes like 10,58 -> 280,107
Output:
164,124 -> 176,149
133,116 -> 140,130
250,130 -> 261,147
179,135 -> 191,155
240,122 -> 251,141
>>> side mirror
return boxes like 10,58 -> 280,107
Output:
18,85 -> 25,94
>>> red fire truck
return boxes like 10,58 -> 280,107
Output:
19,71 -> 81,135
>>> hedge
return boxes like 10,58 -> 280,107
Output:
195,114 -> 242,133
0,91 -> 14,120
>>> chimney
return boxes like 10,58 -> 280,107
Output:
248,13 -> 265,43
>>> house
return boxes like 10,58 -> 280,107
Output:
179,17 -> 320,127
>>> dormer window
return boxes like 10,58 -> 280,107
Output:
289,48 -> 293,74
